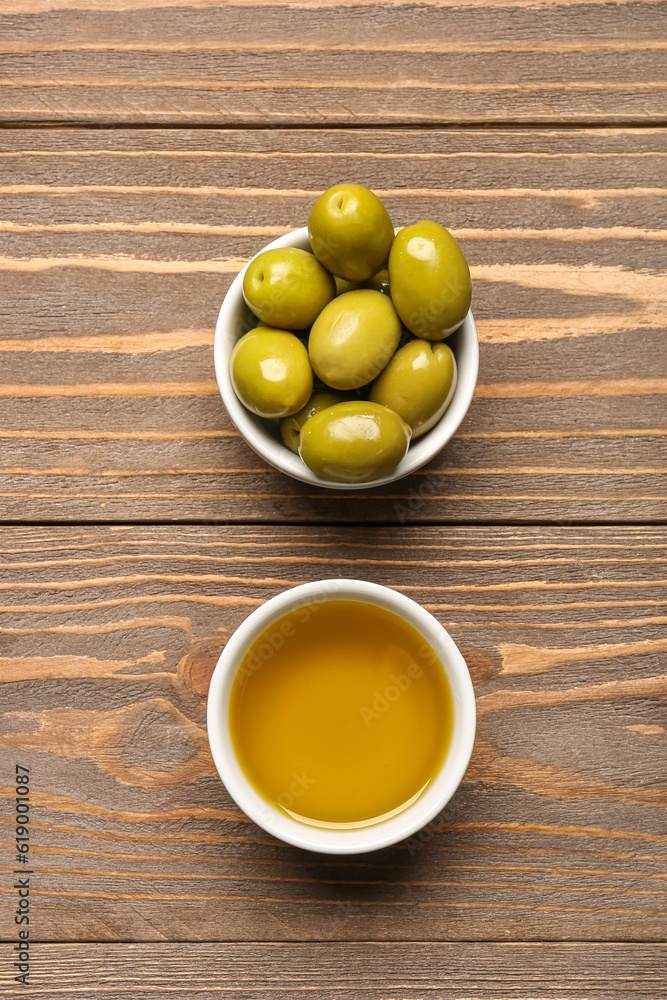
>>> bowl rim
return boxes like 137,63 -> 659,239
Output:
206,579 -> 477,855
213,226 -> 479,490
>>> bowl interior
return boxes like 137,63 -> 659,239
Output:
214,227 -> 478,490
206,580 -> 476,854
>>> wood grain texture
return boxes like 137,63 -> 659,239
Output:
0,943 -> 666,998
0,127 -> 665,523
0,0 -> 666,125
0,525 -> 665,943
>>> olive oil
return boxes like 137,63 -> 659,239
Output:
229,600 -> 454,828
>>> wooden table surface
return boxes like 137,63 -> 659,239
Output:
1,2 -> 666,997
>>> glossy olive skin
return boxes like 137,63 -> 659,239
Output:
243,248 -> 335,330
370,339 -> 457,438
308,289 -> 401,390
299,401 -> 411,483
388,220 -> 471,340
280,388 -> 353,453
308,184 -> 395,282
230,327 -> 313,419
363,267 -> 390,295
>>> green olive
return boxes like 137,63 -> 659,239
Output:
243,248 -> 335,330
363,267 -> 390,295
370,339 -> 457,438
388,220 -> 471,340
308,289 -> 401,390
308,183 -> 395,282
299,401 -> 411,483
280,388 -> 354,453
230,327 -> 313,418
334,275 -> 362,296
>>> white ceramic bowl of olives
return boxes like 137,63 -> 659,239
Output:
214,185 -> 478,490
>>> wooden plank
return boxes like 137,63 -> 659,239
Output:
0,942 -> 665,998
0,128 -> 665,523
0,0 -> 665,125
0,525 -> 665,943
